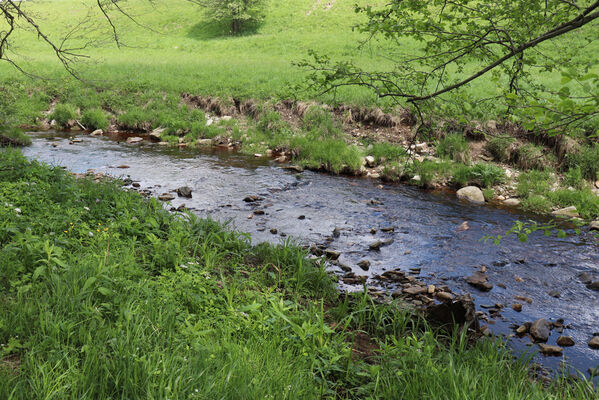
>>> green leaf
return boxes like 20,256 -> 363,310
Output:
82,276 -> 97,292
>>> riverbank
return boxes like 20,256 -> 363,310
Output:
19,93 -> 599,229
1,149 -> 596,398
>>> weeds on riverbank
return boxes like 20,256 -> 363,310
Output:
0,150 -> 595,399
0,127 -> 31,147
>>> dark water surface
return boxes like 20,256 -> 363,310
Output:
21,131 -> 599,377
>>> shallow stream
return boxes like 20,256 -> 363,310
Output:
21,131 -> 599,377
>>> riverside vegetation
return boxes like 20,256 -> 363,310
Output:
1,150 -> 597,398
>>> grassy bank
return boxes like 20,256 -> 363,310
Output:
0,150 -> 595,398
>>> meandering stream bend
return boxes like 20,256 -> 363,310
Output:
21,131 -> 599,377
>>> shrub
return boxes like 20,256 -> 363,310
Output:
200,0 -> 267,35
566,144 -> 599,181
516,170 -> 552,198
0,126 -> 31,147
437,133 -> 470,163
302,106 -> 338,137
81,108 -> 109,131
468,163 -> 506,187
49,103 -> 78,128
406,159 -> 452,186
451,163 -> 505,188
483,188 -> 495,202
516,143 -> 554,170
564,166 -> 584,189
521,194 -> 553,214
485,136 -> 515,162
367,142 -> 407,162
548,188 -> 599,220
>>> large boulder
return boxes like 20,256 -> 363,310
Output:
456,186 -> 485,205
590,221 -> 599,231
149,127 -> 165,141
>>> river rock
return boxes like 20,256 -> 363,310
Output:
426,294 -> 479,331
589,336 -> 599,349
503,198 -> 521,207
557,336 -> 575,347
579,272 -> 592,284
402,285 -> 427,296
590,221 -> 599,231
548,290 -> 561,298
357,259 -> 371,271
126,137 -> 143,144
538,344 -> 563,356
158,193 -> 175,201
364,156 -> 375,168
324,249 -> 341,260
466,272 -> 493,291
243,195 -> 262,203
551,206 -> 579,218
149,128 -> 165,141
530,319 -> 551,342
456,186 -> 485,204
369,240 -> 383,251
197,138 -> 212,146
90,129 -> 103,136
587,281 -> 599,291
436,291 -> 453,301
176,186 -> 192,198
512,303 -> 522,312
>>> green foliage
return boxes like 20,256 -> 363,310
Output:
483,188 -> 495,202
548,188 -> 599,220
564,166 -> 584,189
437,133 -> 470,163
302,106 -> 338,137
0,126 -> 31,147
291,136 -> 362,173
516,170 -> 552,198
49,103 -> 78,127
486,136 -> 515,162
451,163 -> 505,188
521,194 -> 553,214
406,159 -> 452,186
367,142 -> 408,163
566,144 -> 599,181
199,0 -> 267,35
516,143 -> 554,171
81,108 -> 109,131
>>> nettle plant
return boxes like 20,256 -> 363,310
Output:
299,0 -> 599,136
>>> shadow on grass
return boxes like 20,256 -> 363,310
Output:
187,21 -> 263,40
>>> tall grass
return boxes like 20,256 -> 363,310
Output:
0,150 -> 595,398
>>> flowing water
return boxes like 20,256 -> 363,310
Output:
21,131 -> 599,377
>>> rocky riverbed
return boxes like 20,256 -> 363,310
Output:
20,131 -> 599,379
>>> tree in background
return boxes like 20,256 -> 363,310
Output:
189,0 -> 267,35
300,0 -> 599,136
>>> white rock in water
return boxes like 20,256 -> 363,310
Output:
456,186 -> 485,204
503,198 -> 520,207
126,137 -> 143,144
91,129 -> 103,136
551,206 -> 579,218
